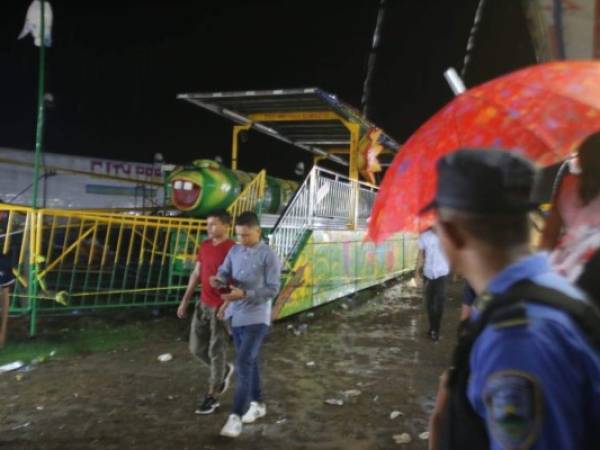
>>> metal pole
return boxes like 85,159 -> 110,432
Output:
28,0 -> 47,336
32,3 -> 46,209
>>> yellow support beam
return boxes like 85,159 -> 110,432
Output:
343,122 -> 361,182
247,111 -> 340,122
326,148 -> 350,155
338,121 -> 361,230
231,124 -> 252,171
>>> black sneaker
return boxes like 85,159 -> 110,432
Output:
217,363 -> 235,396
195,395 -> 220,415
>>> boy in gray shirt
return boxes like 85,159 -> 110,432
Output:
210,211 -> 281,438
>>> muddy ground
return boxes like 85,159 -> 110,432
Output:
0,280 -> 462,450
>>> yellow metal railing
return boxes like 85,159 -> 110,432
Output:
0,203 -> 207,335
227,169 -> 267,230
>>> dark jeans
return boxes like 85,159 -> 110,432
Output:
231,323 -> 269,416
424,275 -> 448,334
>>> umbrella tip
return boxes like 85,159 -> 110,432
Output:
444,67 -> 466,96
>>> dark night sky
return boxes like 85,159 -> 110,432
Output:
0,0 -> 535,179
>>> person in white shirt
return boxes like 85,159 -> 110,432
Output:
415,227 -> 450,341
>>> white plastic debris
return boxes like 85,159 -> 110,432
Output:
157,353 -> 173,362
0,361 -> 25,373
36,405 -> 44,411
343,389 -> 361,397
390,410 -> 403,419
324,398 -> 344,406
287,324 -> 294,330
393,433 -> 412,444
306,361 -> 316,367
419,431 -> 430,440
293,324 -> 309,336
340,303 -> 349,310
372,395 -> 379,402
276,418 -> 287,424
11,422 -> 30,431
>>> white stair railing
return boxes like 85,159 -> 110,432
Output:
270,166 -> 378,263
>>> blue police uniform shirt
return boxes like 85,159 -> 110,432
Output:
467,253 -> 600,450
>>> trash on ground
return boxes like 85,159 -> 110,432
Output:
293,324 -> 308,336
340,303 -> 349,310
324,398 -> 344,406
157,353 -> 173,362
18,364 -> 35,373
343,389 -> 361,397
372,395 -> 379,402
419,431 -> 430,440
0,361 -> 25,373
15,374 -> 24,381
390,410 -> 403,419
11,422 -> 31,431
306,361 -> 315,367
393,433 -> 412,444
36,405 -> 44,411
276,418 -> 287,424
32,350 -> 55,365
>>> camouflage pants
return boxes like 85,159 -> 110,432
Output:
189,303 -> 228,393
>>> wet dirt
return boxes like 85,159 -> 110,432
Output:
0,280 -> 462,450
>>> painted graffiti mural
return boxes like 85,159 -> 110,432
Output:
273,230 -> 418,319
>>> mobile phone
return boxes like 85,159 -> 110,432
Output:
214,278 -> 231,294
214,277 -> 227,288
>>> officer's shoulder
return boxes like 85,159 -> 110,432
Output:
487,303 -> 529,330
484,300 -> 578,332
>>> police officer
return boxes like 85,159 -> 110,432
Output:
426,149 -> 600,450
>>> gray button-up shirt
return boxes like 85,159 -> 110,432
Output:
217,241 -> 281,327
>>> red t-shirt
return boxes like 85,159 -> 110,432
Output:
197,238 -> 236,308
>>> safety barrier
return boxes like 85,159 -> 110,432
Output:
0,204 -> 207,335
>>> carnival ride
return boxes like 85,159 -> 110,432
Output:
1,88 -> 418,336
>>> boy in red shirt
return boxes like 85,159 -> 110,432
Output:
177,210 -> 236,414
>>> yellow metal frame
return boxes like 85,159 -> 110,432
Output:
229,109 -> 370,229
231,124 -> 252,170
226,170 -> 267,231
247,111 -> 340,122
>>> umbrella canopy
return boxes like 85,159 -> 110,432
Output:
368,61 -> 600,242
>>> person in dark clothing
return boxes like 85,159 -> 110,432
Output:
415,228 -> 450,341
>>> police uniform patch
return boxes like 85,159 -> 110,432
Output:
483,371 -> 543,450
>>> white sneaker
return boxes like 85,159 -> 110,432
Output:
220,414 -> 242,438
241,401 -> 267,424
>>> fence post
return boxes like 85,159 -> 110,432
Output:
307,167 -> 316,227
27,211 -> 40,336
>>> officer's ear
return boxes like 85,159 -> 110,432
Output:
435,219 -> 467,252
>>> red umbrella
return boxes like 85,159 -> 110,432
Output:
368,61 -> 600,242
